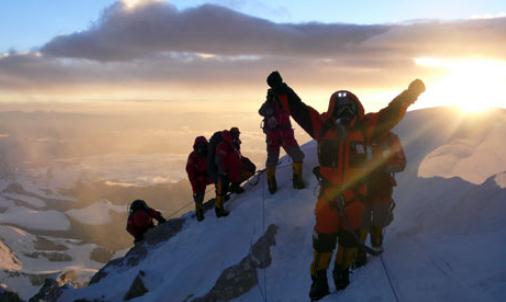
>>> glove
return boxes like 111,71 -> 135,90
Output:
407,79 -> 425,98
267,71 -> 283,90
157,216 -> 167,224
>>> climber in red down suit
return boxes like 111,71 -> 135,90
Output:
126,199 -> 166,243
259,89 -> 306,194
186,136 -> 214,221
266,71 -> 425,300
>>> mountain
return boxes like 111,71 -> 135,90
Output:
54,107 -> 506,302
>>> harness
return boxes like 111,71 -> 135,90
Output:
315,120 -> 372,208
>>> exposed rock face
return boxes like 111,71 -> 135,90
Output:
192,224 -> 279,302
123,271 -> 148,301
0,284 -> 23,302
89,218 -> 185,285
28,279 -> 63,302
0,240 -> 21,271
23,252 -> 72,262
33,237 -> 68,251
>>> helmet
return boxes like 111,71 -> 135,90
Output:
333,91 -> 358,125
193,136 -> 208,154
130,199 -> 148,213
229,127 -> 240,138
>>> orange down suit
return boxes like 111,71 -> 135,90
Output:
275,86 -> 415,236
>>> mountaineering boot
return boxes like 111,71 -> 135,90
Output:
267,166 -> 277,194
292,162 -> 306,189
309,270 -> 330,301
333,266 -> 350,290
193,192 -> 205,222
195,204 -> 204,222
229,182 -> 245,194
354,249 -> 367,268
354,229 -> 368,267
214,195 -> 229,218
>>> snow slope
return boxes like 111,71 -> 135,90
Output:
0,206 -> 70,231
59,108 -> 506,302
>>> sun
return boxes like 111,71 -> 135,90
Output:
415,57 -> 506,114
121,0 -> 162,10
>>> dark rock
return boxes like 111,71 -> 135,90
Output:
28,279 -> 63,302
23,252 -> 72,262
193,224 -> 278,302
33,237 -> 68,251
123,271 -> 148,301
0,285 -> 23,302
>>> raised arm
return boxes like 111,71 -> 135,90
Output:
266,71 -> 324,140
364,79 -> 425,140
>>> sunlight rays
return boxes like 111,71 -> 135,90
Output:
415,57 -> 506,114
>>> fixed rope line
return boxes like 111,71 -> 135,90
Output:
167,186 -> 217,219
380,245 -> 401,302
166,200 -> 194,219
259,170 -> 268,302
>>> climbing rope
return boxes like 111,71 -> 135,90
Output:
166,187 -> 214,219
261,170 -> 268,302
379,236 -> 401,302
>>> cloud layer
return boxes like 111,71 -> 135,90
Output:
1,2 -> 506,98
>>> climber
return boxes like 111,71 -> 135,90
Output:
126,199 -> 166,243
213,130 -> 256,217
355,131 -> 406,267
186,136 -> 213,221
259,89 -> 306,194
266,71 -> 425,301
230,127 -> 257,185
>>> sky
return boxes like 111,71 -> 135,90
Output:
1,0 -> 506,112
2,0 -> 505,53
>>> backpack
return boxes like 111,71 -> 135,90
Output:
207,131 -> 223,180
374,132 -> 406,173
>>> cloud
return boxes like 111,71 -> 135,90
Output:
1,2 -> 506,99
40,2 -> 390,61
39,3 -> 506,61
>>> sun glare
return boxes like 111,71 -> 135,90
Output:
121,0 -> 161,10
415,57 -> 506,114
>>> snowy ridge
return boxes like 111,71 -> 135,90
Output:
58,108 -> 506,302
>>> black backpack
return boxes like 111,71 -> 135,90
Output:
207,131 -> 223,181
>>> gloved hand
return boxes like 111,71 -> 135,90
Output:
408,79 -> 425,98
267,71 -> 283,90
157,217 -> 167,224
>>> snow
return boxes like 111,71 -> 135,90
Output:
0,239 -> 20,271
66,199 -> 126,225
495,172 -> 506,188
0,225 -> 104,300
418,111 -> 506,184
59,108 -> 506,302
0,206 -> 70,231
2,192 -> 46,208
